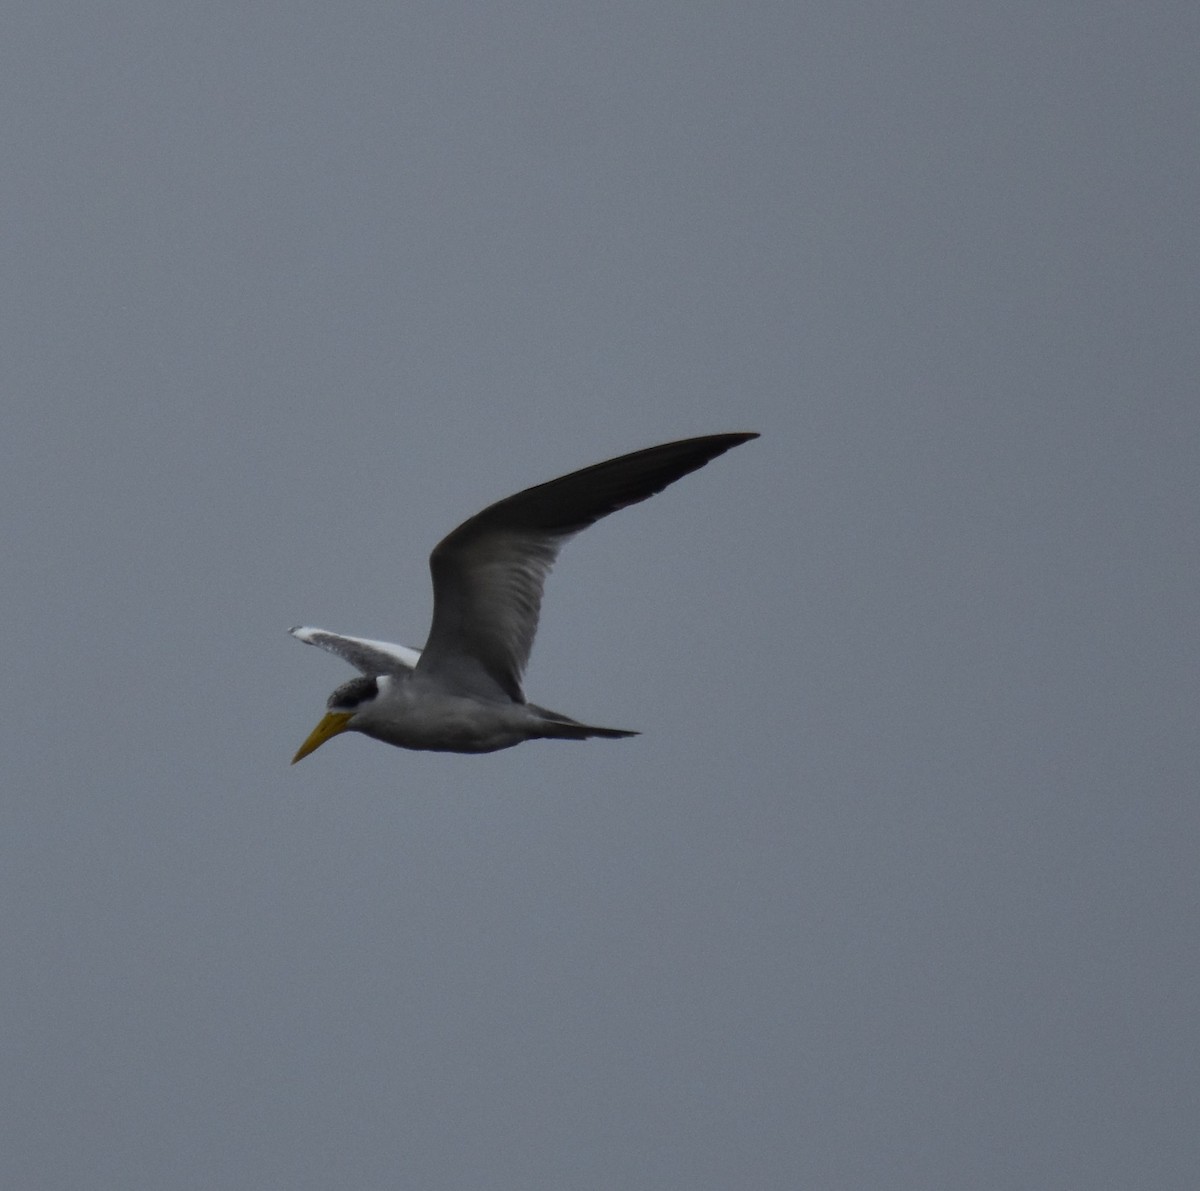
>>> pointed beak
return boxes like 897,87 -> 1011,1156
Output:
291,711 -> 354,764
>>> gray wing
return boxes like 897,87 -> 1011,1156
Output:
414,432 -> 758,701
289,626 -> 421,675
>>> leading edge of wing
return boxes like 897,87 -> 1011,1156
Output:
435,432 -> 760,545
289,626 -> 421,675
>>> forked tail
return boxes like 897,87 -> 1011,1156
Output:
529,705 -> 640,742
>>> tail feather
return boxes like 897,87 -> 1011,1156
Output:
529,705 -> 640,742
574,725 -> 640,740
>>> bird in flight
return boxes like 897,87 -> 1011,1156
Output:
290,432 -> 758,761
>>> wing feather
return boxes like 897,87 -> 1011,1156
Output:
290,626 -> 421,675
414,433 -> 758,700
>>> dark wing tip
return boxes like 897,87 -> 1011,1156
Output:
432,431 -> 761,551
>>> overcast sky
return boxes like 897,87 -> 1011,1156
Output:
2,4 -> 1197,1189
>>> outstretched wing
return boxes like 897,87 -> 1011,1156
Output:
415,432 -> 758,701
289,626 -> 421,675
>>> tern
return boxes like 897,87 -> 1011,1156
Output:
290,432 -> 758,761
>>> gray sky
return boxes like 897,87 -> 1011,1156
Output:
3,3 -> 1197,1188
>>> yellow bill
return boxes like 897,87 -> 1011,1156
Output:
291,711 -> 354,764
